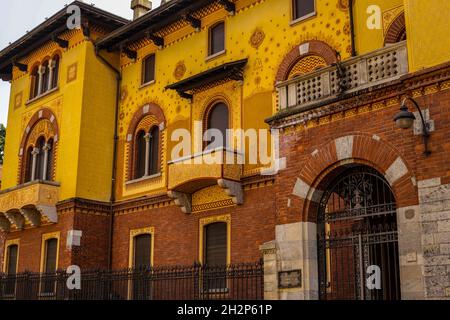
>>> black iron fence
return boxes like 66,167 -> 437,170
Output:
0,261 -> 264,300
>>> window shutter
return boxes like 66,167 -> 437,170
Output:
206,103 -> 229,149
135,131 -> 147,179
204,222 -> 227,267
143,55 -> 155,84
294,0 -> 315,20
6,245 -> 18,275
44,238 -> 58,273
210,22 -> 225,55
134,234 -> 152,268
149,126 -> 159,175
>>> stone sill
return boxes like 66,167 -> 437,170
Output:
26,87 -> 59,105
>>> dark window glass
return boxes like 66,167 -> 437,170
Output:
30,67 -> 39,99
25,146 -> 33,183
206,102 -> 229,149
35,137 -> 46,181
149,126 -> 160,176
142,55 -> 155,84
46,139 -> 54,181
5,245 -> 18,296
51,56 -> 60,89
44,239 -> 58,274
6,245 -> 18,275
135,131 -> 147,179
41,61 -> 49,94
42,238 -> 58,295
134,234 -> 152,269
209,22 -> 225,55
204,223 -> 227,291
293,0 -> 315,20
204,223 -> 227,267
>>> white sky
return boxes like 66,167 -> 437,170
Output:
0,0 -> 162,126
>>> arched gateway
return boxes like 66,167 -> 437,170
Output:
317,165 -> 401,300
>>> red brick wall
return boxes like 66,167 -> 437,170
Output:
3,212 -> 74,273
112,186 -> 276,269
273,88 -> 450,225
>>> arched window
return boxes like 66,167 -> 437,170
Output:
51,55 -> 60,89
209,22 -> 225,56
149,126 -> 159,176
135,130 -> 147,179
40,61 -> 49,94
205,102 -> 229,150
23,128 -> 56,182
29,54 -> 61,100
25,146 -> 34,183
133,125 -> 161,180
30,67 -> 40,99
384,13 -> 407,46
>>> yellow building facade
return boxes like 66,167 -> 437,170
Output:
0,0 -> 449,300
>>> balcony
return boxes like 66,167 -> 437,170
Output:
0,181 -> 60,233
277,41 -> 408,112
167,148 -> 243,213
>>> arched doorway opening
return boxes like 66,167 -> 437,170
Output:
317,165 -> 401,300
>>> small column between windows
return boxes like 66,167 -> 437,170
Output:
42,143 -> 52,180
30,147 -> 40,181
144,133 -> 151,177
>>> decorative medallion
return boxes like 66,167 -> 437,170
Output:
14,92 -> 23,109
249,28 -> 265,49
337,0 -> 349,11
174,61 -> 186,80
120,86 -> 128,102
67,63 -> 77,83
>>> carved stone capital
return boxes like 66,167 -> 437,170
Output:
167,191 -> 192,214
217,179 -> 244,205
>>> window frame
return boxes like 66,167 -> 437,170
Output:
207,21 -> 226,59
129,227 -> 155,269
3,239 -> 20,274
199,215 -> 231,266
204,101 -> 230,151
141,54 -> 156,86
291,0 -> 317,24
39,232 -> 60,297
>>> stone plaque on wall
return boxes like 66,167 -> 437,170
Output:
278,270 -> 302,289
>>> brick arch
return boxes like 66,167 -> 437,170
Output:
384,12 -> 406,45
275,40 -> 338,83
18,108 -> 60,184
126,104 -> 166,181
126,103 -> 166,138
292,134 -> 417,223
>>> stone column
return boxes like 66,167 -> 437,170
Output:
260,241 -> 279,300
418,178 -> 450,299
144,133 -> 151,177
260,222 -> 319,300
47,59 -> 55,90
37,65 -> 46,96
42,143 -> 51,180
396,205 -> 425,299
30,147 -> 40,181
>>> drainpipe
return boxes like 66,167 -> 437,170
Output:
94,45 -> 122,270
349,0 -> 357,57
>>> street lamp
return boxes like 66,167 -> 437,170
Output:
393,97 -> 431,156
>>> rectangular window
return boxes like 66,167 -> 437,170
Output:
293,0 -> 316,21
142,54 -> 155,85
209,22 -> 225,56
132,234 -> 152,300
133,234 -> 152,268
41,238 -> 58,295
4,244 -> 19,297
203,222 -> 227,291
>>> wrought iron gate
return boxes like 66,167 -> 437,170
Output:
317,166 -> 401,300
